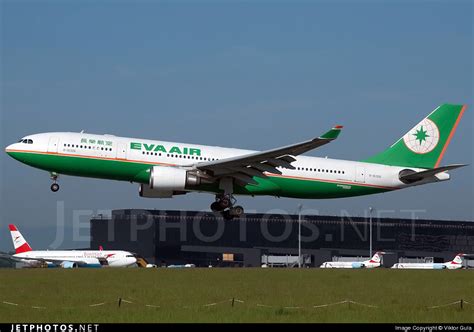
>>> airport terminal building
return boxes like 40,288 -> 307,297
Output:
90,209 -> 474,268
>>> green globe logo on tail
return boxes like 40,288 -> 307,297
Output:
403,118 -> 440,154
365,104 -> 466,169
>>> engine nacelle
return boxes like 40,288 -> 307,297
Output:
150,166 -> 201,190
139,184 -> 188,198
60,261 -> 78,269
351,262 -> 365,269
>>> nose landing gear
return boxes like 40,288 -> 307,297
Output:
50,173 -> 60,192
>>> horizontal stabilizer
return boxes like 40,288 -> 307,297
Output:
399,164 -> 467,183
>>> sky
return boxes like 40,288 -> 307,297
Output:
0,0 -> 472,251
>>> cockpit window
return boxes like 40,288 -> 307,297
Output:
27,139 -> 33,144
18,139 -> 33,144
18,139 -> 25,143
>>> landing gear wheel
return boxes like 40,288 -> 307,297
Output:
51,183 -> 60,192
230,205 -> 244,217
222,210 -> 234,221
219,199 -> 230,209
211,202 -> 224,212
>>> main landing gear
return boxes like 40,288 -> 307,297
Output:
210,194 -> 245,220
50,173 -> 60,192
210,177 -> 244,220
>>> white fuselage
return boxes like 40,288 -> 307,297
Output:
5,132 -> 451,199
14,250 -> 137,268
319,261 -> 381,269
391,261 -> 462,270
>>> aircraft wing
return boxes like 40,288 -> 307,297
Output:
0,252 -> 19,262
399,164 -> 467,183
195,125 -> 343,186
11,256 -> 90,266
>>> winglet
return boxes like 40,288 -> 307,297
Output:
320,125 -> 343,140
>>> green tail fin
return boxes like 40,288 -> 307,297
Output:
364,104 -> 467,169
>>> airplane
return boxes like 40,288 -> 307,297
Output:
390,254 -> 465,270
5,104 -> 468,220
5,224 -> 137,268
319,251 -> 386,269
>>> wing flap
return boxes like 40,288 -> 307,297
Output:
250,163 -> 282,175
231,173 -> 259,185
194,125 -> 343,186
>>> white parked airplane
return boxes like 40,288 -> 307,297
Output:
5,104 -> 468,220
319,251 -> 386,269
6,224 -> 137,268
390,254 -> 465,270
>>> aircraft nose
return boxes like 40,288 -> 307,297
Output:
5,143 -> 15,156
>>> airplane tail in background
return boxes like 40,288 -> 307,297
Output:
367,251 -> 385,264
451,253 -> 464,265
365,104 -> 467,169
9,224 -> 32,254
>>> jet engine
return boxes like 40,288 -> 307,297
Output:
139,166 -> 203,198
351,262 -> 365,269
60,261 -> 78,269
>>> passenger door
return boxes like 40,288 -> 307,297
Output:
47,137 -> 59,153
355,166 -> 366,183
117,142 -> 127,160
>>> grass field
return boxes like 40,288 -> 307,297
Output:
0,268 -> 473,323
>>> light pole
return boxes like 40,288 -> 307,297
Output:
369,207 -> 374,257
298,204 -> 303,268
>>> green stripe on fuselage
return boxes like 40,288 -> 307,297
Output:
8,151 -> 151,183
7,151 -> 391,199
